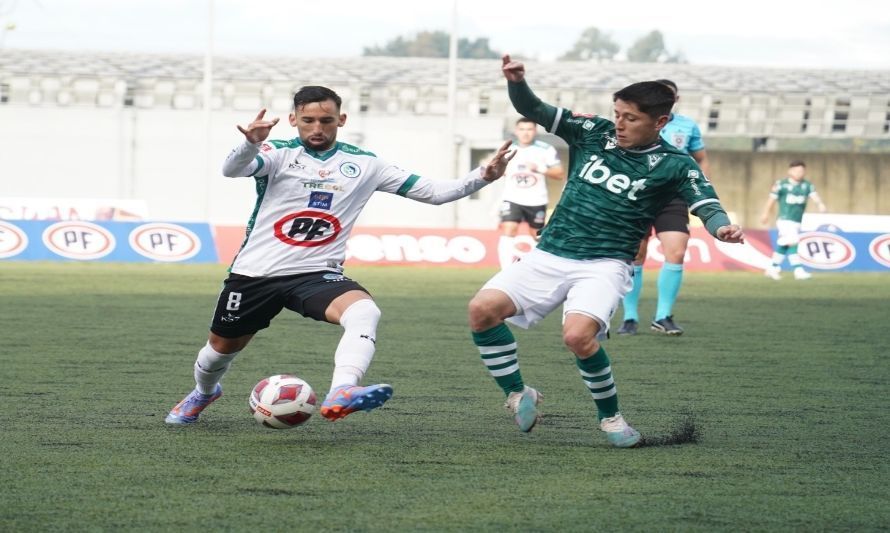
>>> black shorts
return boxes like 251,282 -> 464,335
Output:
209,271 -> 369,338
500,201 -> 547,229
651,197 -> 690,235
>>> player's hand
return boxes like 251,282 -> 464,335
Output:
501,54 -> 525,83
237,109 -> 280,144
716,224 -> 745,244
759,214 -> 769,225
481,140 -> 517,182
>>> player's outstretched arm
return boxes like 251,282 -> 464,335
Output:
716,224 -> 745,244
398,141 -> 515,205
237,108 -> 280,144
501,54 -> 525,83
502,54 -> 558,128
481,140 -> 517,182
222,109 -> 281,177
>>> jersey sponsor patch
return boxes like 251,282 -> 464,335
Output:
273,210 -> 342,247
648,153 -> 665,170
339,162 -> 361,178
308,191 -> 334,210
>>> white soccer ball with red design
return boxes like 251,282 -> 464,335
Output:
249,374 -> 316,429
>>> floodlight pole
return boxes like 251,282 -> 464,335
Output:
202,0 -> 215,223
447,0 -> 459,227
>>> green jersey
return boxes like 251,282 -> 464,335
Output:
508,81 -> 730,260
770,178 -> 816,223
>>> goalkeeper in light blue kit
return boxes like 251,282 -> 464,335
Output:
467,56 -> 745,447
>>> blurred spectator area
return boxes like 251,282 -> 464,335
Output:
1,49 -> 889,139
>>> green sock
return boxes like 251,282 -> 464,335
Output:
472,323 -> 524,395
576,347 -> 619,420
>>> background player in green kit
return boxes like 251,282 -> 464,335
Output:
760,160 -> 828,280
467,55 -> 745,448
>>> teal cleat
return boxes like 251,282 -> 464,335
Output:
505,386 -> 542,432
600,413 -> 641,448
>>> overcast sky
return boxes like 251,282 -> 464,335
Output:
2,0 -> 889,70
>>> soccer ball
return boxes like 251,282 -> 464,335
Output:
249,374 -> 317,429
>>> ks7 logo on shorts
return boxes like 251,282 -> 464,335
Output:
274,210 -> 342,247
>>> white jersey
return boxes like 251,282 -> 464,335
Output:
501,140 -> 561,207
222,139 -> 490,277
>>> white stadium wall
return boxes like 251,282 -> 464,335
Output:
2,51 -> 890,228
0,104 -> 508,228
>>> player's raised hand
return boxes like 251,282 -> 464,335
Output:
481,140 -> 517,182
716,224 -> 745,244
501,54 -> 525,83
237,109 -> 280,144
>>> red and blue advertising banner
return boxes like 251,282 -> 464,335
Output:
0,220 -> 218,264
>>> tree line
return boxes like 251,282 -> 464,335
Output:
363,27 -> 685,63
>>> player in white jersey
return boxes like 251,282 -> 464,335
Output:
166,85 -> 515,426
497,118 -> 564,266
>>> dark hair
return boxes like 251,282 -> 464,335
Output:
293,86 -> 342,110
789,160 -> 806,168
655,78 -> 678,93
612,82 -> 675,119
516,117 -> 536,126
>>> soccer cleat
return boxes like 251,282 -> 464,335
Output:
793,268 -> 812,280
616,319 -> 638,335
504,386 -> 542,432
764,267 -> 782,281
651,316 -> 684,336
599,413 -> 641,448
165,385 -> 222,425
320,384 -> 393,421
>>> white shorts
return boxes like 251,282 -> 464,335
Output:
776,219 -> 802,246
482,248 -> 633,333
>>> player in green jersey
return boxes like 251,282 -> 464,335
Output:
760,160 -> 827,280
467,55 -> 745,448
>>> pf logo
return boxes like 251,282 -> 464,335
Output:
129,223 -> 201,262
42,221 -> 116,260
0,221 -> 29,258
798,231 -> 855,269
273,210 -> 342,247
513,173 -> 538,188
868,234 -> 890,268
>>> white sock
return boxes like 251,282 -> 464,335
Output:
497,236 -> 516,268
330,299 -> 381,390
194,341 -> 239,395
770,252 -> 785,268
788,254 -> 802,267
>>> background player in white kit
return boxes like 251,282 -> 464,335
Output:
166,85 -> 515,425
497,118 -> 564,267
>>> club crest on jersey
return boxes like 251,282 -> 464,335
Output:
339,162 -> 361,178
582,120 -> 595,130
648,153 -> 665,170
308,191 -> 334,210
273,210 -> 342,247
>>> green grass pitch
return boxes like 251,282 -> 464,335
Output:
1,262 -> 888,530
